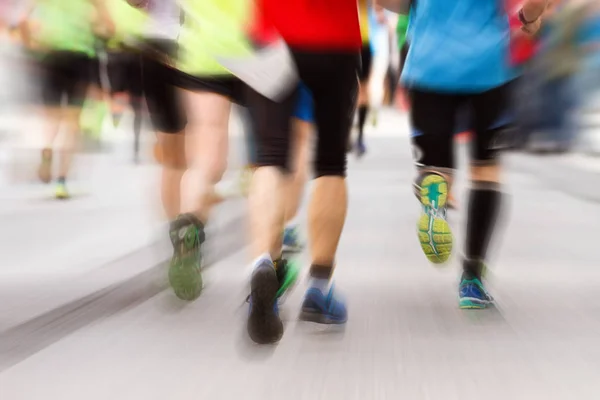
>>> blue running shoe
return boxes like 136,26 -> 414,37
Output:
247,261 -> 284,344
299,285 -> 347,324
459,277 -> 494,309
282,226 -> 304,253
356,141 -> 367,158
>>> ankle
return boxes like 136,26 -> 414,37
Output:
462,259 -> 484,281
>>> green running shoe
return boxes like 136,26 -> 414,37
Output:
168,216 -> 205,301
275,258 -> 301,302
417,173 -> 453,264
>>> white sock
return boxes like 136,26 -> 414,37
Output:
310,278 -> 330,293
252,253 -> 273,271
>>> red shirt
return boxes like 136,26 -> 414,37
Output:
253,0 -> 362,51
506,0 -> 538,65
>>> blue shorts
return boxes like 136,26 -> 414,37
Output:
293,83 -> 314,122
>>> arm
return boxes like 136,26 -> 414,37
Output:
373,1 -> 387,24
376,0 -> 411,14
91,0 -> 115,38
518,0 -> 549,35
16,1 -> 37,49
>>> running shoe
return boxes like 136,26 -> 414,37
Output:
38,148 -> 53,184
275,258 -> 301,301
417,173 -> 453,264
55,179 -> 69,199
282,225 -> 304,253
371,109 -> 378,127
459,276 -> 494,309
247,261 -> 284,344
356,141 -> 367,157
168,215 -> 205,301
299,284 -> 347,325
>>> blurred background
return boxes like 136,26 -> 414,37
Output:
1,1 -> 600,399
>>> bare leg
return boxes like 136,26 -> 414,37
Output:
179,90 -> 231,223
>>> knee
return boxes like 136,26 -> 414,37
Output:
205,156 -> 228,184
314,153 -> 346,178
470,163 -> 501,183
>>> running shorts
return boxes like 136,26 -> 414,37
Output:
107,51 -> 143,96
140,39 -> 185,133
176,73 -> 246,106
409,84 -> 511,169
39,50 -> 91,107
246,49 -> 359,177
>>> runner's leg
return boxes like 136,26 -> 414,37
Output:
296,50 -> 358,325
355,43 -> 372,156
459,84 -> 508,309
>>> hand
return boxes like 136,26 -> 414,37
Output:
521,18 -> 542,35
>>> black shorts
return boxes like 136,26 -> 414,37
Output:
39,51 -> 91,107
177,73 -> 246,106
140,39 -> 185,133
247,49 -> 360,177
359,43 -> 373,82
409,84 -> 511,169
88,56 -> 102,88
107,51 -> 143,96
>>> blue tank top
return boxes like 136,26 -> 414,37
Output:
402,0 -> 511,93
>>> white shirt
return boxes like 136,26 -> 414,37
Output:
144,0 -> 180,40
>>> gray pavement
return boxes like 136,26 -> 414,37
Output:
1,132 -> 599,399
0,124 -> 250,337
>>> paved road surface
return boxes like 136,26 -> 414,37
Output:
1,134 -> 599,400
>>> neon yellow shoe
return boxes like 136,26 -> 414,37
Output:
55,180 -> 70,200
417,174 -> 453,264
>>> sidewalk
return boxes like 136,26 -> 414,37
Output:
0,130 -> 250,334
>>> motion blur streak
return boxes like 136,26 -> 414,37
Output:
1,0 -> 600,399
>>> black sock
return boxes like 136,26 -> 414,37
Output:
57,176 -> 66,184
309,264 -> 334,280
357,105 -> 368,143
464,182 -> 502,279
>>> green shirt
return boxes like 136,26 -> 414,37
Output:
396,14 -> 410,49
106,0 -> 148,51
32,0 -> 96,57
177,0 -> 253,76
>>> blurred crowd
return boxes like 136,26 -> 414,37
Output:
512,0 -> 600,153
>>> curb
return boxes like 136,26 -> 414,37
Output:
0,199 -> 248,372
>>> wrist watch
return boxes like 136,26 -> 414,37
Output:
518,8 -> 537,25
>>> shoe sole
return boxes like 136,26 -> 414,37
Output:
417,174 -> 453,264
299,310 -> 347,325
168,257 -> 203,301
247,266 -> 283,344
459,298 -> 491,309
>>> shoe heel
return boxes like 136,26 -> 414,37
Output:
248,266 -> 283,344
420,174 -> 448,209
417,174 -> 453,264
